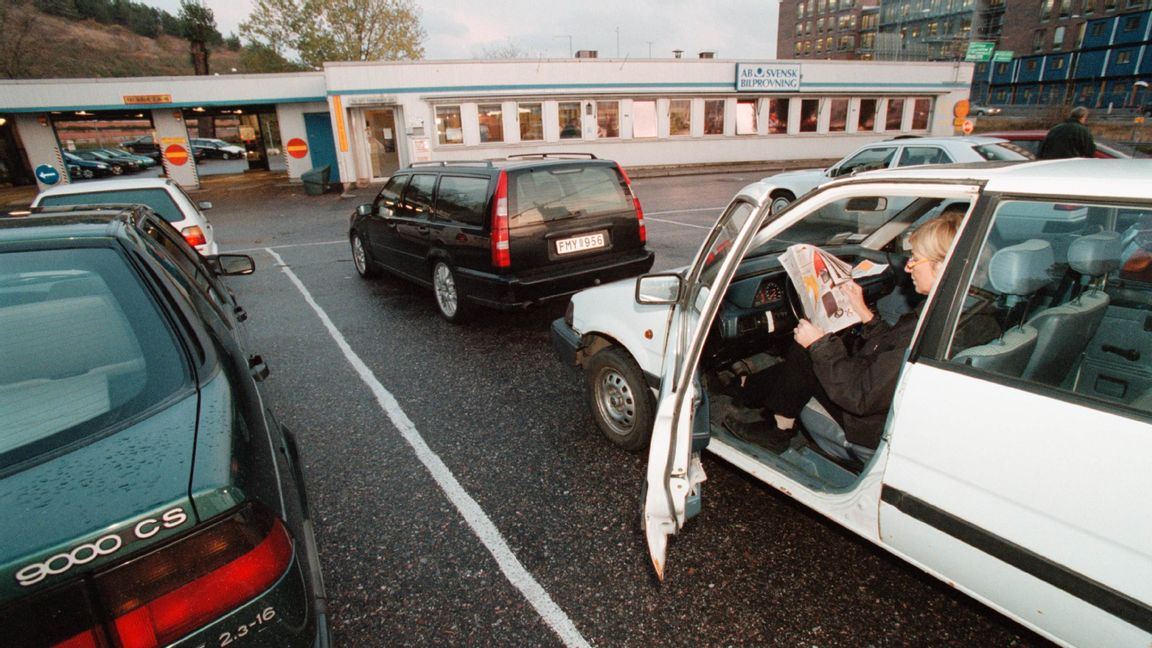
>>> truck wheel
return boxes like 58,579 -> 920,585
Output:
585,346 -> 654,451
432,260 -> 469,323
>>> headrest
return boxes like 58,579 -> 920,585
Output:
1068,231 -> 1122,277
988,239 -> 1054,296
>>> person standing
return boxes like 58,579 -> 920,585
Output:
1037,106 -> 1096,159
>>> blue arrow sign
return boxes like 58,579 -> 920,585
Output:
35,164 -> 61,185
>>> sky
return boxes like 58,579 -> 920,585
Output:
139,0 -> 780,61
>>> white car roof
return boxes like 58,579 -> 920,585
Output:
834,158 -> 1152,201
863,135 -> 1012,146
34,177 -> 179,199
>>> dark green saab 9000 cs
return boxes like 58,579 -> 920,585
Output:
0,206 -> 328,648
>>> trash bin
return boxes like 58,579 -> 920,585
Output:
301,165 -> 330,196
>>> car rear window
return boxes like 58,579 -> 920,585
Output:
973,142 -> 1034,161
509,165 -> 631,225
0,247 -> 189,469
38,188 -> 183,223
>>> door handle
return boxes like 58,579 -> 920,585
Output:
1102,344 -> 1140,362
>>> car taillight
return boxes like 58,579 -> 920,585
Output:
616,163 -> 646,243
181,225 -> 207,248
100,506 -> 292,648
491,170 -> 511,268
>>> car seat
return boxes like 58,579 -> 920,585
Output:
1022,231 -> 1122,386
951,239 -> 1055,377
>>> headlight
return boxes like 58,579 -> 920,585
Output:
564,299 -> 574,327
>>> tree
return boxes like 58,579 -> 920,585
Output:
241,0 -> 424,68
0,0 -> 47,78
476,40 -> 529,60
178,0 -> 219,75
239,42 -> 308,73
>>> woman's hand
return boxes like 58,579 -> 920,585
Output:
794,318 -> 827,348
841,280 -> 874,324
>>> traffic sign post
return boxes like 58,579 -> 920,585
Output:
35,164 -> 61,185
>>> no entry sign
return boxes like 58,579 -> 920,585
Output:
164,144 -> 189,166
286,137 -> 309,159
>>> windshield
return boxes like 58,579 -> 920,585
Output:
39,188 -> 184,223
744,195 -> 933,256
0,247 -> 189,469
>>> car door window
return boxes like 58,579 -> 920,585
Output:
897,146 -> 952,167
832,146 -> 897,177
435,175 -> 488,225
403,173 -> 437,217
375,175 -> 408,213
139,217 -> 232,320
940,197 -> 1152,415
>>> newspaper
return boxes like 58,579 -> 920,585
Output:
779,244 -> 889,333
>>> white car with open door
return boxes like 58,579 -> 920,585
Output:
552,159 -> 1152,647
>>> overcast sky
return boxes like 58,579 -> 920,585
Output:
138,0 -> 780,61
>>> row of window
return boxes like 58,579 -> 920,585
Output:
796,0 -> 860,20
431,97 -> 936,147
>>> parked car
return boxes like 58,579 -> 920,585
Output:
757,135 -> 1032,213
981,129 -> 1149,159
99,147 -> 159,169
191,137 -> 247,160
71,149 -> 140,175
120,134 -> 161,160
0,205 -> 329,648
349,154 -> 655,322
32,177 -> 219,255
969,103 -> 1002,116
62,151 -> 113,179
552,159 -> 1152,647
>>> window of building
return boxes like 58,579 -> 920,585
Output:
633,100 -> 657,138
1083,0 -> 1095,13
704,99 -> 725,135
435,105 -> 463,145
911,97 -> 932,129
1053,25 -> 1065,49
477,104 -> 504,143
767,98 -> 789,134
795,42 -> 804,55
996,61 -> 1010,74
800,99 -> 819,132
1104,0 -> 1116,9
828,98 -> 848,132
597,101 -> 619,138
885,98 -> 904,130
1027,59 -> 1039,71
558,102 -> 581,139
669,99 -> 691,136
1039,0 -> 1053,21
1123,16 -> 1139,30
838,35 -> 855,50
796,22 -> 804,36
858,99 -> 878,130
1116,51 -> 1132,64
1076,22 -> 1086,47
1091,23 -> 1106,36
518,103 -> 543,141
1033,29 -> 1046,51
798,1 -> 806,19
736,99 -> 758,135
1051,57 -> 1066,69
1058,0 -> 1071,17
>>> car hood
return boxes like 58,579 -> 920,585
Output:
571,273 -> 678,381
0,392 -> 200,599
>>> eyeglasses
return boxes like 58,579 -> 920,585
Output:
906,256 -> 934,270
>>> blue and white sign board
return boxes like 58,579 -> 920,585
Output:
35,164 -> 61,185
736,63 -> 802,92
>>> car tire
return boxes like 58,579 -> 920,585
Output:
432,260 -> 469,323
110,166 -> 123,175
350,231 -> 379,279
769,190 -> 795,214
585,346 -> 654,451
222,152 -> 232,160
82,168 -> 94,179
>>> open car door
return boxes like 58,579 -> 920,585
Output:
642,193 -> 769,579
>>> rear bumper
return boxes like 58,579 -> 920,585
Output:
457,250 -> 654,310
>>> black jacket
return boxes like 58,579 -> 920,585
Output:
807,311 -> 919,448
1037,118 -> 1096,159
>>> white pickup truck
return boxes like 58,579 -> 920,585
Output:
551,159 -> 1152,648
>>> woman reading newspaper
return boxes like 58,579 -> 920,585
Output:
727,207 -> 969,460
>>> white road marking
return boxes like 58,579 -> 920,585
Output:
645,206 -> 723,215
644,216 -> 711,229
228,239 -> 345,254
265,248 -> 591,648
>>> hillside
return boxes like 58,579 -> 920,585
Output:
2,4 -> 243,79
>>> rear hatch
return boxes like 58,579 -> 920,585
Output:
504,161 -> 646,271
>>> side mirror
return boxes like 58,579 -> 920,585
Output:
198,201 -> 213,210
635,273 -> 683,305
356,203 -> 374,217
206,253 -> 256,276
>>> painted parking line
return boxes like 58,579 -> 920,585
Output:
228,239 -> 345,254
265,248 -> 591,648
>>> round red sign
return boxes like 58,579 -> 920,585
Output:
286,137 -> 309,159
164,144 -> 189,166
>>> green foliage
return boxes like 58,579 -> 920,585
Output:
224,32 -> 241,51
239,42 -> 308,73
33,0 -> 79,19
241,0 -> 425,67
